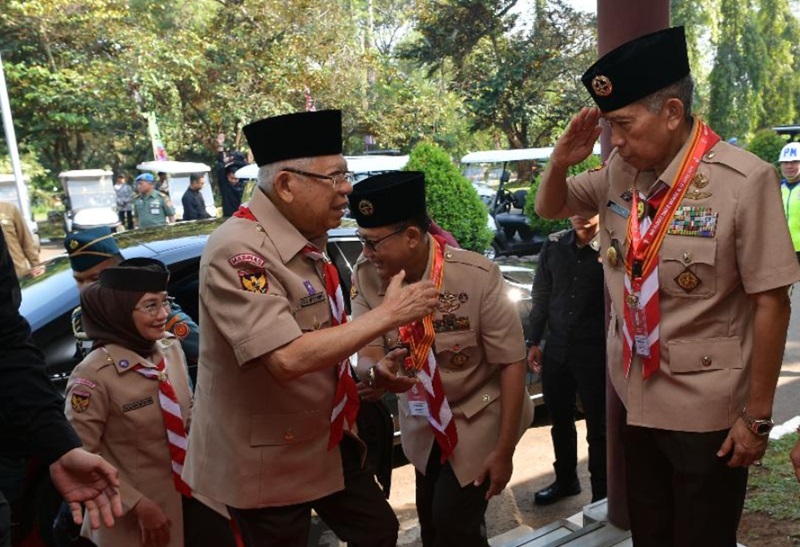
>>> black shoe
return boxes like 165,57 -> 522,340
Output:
534,479 -> 582,505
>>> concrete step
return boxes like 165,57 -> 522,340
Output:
489,519 -> 580,547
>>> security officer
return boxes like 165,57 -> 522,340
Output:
64,227 -> 200,380
133,173 -> 175,228
181,110 -> 439,547
349,171 -> 533,547
779,142 -> 800,263
535,26 -> 800,546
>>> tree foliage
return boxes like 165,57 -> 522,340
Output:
746,129 -> 786,166
405,141 -> 493,252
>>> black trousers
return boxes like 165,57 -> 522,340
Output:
0,491 -> 9,547
416,443 -> 490,547
228,437 -> 397,547
118,210 -> 133,230
183,495 -> 238,547
541,345 -> 606,499
621,423 -> 748,547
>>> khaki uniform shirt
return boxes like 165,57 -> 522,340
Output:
0,202 -> 38,277
351,242 -> 534,487
565,139 -> 800,432
183,189 -> 345,509
134,191 -> 174,228
64,337 -> 192,547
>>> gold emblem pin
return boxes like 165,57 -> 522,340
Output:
69,240 -> 79,250
692,172 -> 709,189
606,245 -> 618,267
358,199 -> 374,216
592,75 -> 613,97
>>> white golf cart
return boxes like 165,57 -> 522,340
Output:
136,160 -> 217,220
58,169 -> 120,233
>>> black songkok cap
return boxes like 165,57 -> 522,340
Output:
581,26 -> 690,113
99,257 -> 169,292
242,110 -> 342,166
349,171 -> 426,228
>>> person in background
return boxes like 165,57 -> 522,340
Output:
181,173 -> 211,221
349,171 -> 533,547
527,215 -> 607,505
182,110 -> 439,547
0,228 -> 123,547
114,174 -> 135,230
155,172 -> 170,195
64,227 -> 200,380
534,26 -> 799,546
133,174 -> 175,228
0,201 -> 39,277
220,164 -> 245,217
64,258 -> 235,547
778,142 -> 800,263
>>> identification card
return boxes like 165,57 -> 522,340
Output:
631,304 -> 651,357
407,385 -> 430,417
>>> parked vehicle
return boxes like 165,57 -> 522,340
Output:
234,154 -> 411,184
461,145 -> 600,259
58,169 -> 120,232
136,160 -> 217,220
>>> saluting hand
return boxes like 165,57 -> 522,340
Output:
132,497 -> 172,547
382,270 -> 439,326
550,107 -> 603,169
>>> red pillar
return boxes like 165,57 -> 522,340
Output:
596,0 -> 670,530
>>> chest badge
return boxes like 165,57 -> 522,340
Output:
675,268 -> 702,293
437,291 -> 461,313
685,172 -> 711,200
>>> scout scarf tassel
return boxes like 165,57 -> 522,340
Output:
302,244 -> 361,449
398,235 -> 458,463
132,359 -> 193,497
622,117 -> 719,379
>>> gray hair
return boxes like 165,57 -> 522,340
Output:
639,74 -> 694,121
257,158 -> 314,194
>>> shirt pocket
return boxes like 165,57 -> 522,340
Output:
667,337 -> 743,373
434,330 -> 480,372
250,410 -> 327,446
659,237 -> 717,298
292,299 -> 330,332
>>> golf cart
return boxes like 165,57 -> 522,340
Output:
461,145 -> 600,258
136,160 -> 217,220
58,169 -> 120,233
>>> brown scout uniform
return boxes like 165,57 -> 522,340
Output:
182,188 -> 346,508
565,139 -> 800,432
64,336 -> 192,547
0,201 -> 38,277
351,243 -> 534,486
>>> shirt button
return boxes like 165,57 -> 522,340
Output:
706,151 -> 715,159
482,394 -> 491,402
702,356 -> 712,367
284,429 -> 295,442
682,251 -> 692,264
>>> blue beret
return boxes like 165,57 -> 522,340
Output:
349,171 -> 427,228
135,173 -> 155,183
64,227 -> 122,272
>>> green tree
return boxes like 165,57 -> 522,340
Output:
745,129 -> 786,166
406,141 -> 493,252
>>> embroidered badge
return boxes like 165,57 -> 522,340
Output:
71,390 -> 91,413
358,199 -> 374,216
122,396 -> 154,413
458,292 -> 469,304
437,292 -> 460,314
303,280 -> 316,295
675,268 -> 702,293
239,270 -> 269,293
228,253 -> 266,269
592,75 -> 613,97
667,207 -> 718,237
171,321 -> 190,340
451,352 -> 469,367
73,377 -> 97,390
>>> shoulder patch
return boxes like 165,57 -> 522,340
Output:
71,390 -> 91,413
72,377 -> 97,390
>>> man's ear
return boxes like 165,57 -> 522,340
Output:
272,171 -> 295,204
406,225 -> 424,248
664,97 -> 686,131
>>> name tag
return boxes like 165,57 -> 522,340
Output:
607,200 -> 630,219
149,206 -> 161,215
407,385 -> 430,417
299,292 -> 326,308
122,396 -> 154,413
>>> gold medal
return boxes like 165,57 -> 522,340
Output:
606,245 -> 618,267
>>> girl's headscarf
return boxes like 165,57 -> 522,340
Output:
80,258 -> 169,358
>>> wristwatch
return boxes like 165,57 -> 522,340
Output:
740,407 -> 774,437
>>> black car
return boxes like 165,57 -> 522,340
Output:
20,218 -> 541,405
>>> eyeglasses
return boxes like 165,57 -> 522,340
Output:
134,296 -> 174,317
357,228 -> 407,252
282,167 -> 354,188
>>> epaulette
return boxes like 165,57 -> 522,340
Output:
701,141 -> 764,178
442,247 -> 491,272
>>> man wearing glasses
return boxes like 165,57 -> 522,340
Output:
348,171 -> 533,547
182,110 -> 439,547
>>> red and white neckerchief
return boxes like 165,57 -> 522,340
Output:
622,118 -> 719,379
302,243 -> 360,449
132,358 -> 193,497
398,235 -> 458,463
235,204 -> 360,448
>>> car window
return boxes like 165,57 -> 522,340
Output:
166,257 -> 202,324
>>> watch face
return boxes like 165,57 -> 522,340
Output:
756,422 -> 772,435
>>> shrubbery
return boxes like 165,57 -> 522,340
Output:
406,142 -> 493,252
746,129 -> 786,168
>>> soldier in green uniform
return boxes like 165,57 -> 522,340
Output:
133,173 -> 175,228
64,227 -> 200,383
